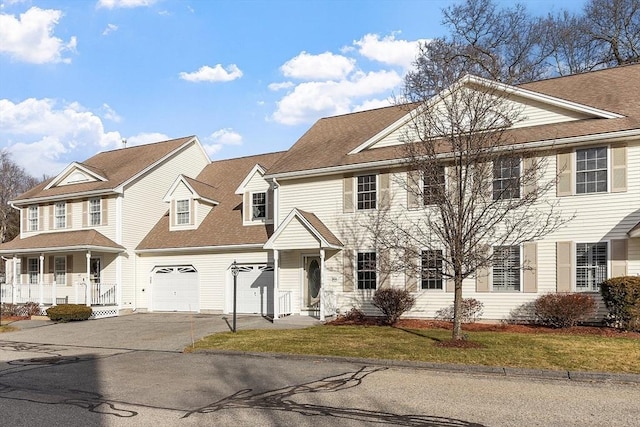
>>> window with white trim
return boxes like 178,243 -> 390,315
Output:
28,206 -> 38,231
54,256 -> 66,285
176,199 -> 190,225
357,175 -> 377,210
89,198 -> 101,226
423,167 -> 445,205
421,250 -> 443,290
576,147 -> 607,194
28,258 -> 39,285
493,157 -> 520,200
55,202 -> 66,229
493,246 -> 521,291
357,252 -> 377,290
576,242 -> 607,291
252,192 -> 266,219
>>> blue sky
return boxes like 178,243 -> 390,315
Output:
0,0 -> 586,176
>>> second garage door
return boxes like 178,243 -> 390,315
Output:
236,264 -> 274,315
153,266 -> 199,312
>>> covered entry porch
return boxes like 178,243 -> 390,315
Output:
264,209 -> 343,321
0,230 -> 125,318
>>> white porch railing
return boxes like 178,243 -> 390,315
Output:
279,290 -> 292,316
0,282 -> 118,309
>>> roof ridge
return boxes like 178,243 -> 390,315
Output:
97,135 -> 195,155
518,63 -> 640,87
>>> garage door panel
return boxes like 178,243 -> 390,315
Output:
153,266 -> 199,312
237,265 -> 273,315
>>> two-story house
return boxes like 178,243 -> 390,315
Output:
0,136 -> 210,317
2,64 -> 639,322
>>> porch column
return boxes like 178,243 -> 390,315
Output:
12,256 -> 17,304
39,253 -> 44,305
85,251 -> 91,306
320,248 -> 325,322
273,249 -> 279,320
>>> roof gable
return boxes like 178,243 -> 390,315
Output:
234,164 -> 268,194
350,75 -> 624,154
264,209 -> 342,250
163,175 -> 219,205
44,162 -> 108,189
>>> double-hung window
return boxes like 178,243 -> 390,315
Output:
576,242 -> 607,291
252,192 -> 266,219
421,250 -> 443,290
493,246 -> 521,291
54,256 -> 66,285
176,199 -> 190,225
28,206 -> 38,231
423,167 -> 445,205
28,258 -> 39,284
55,202 -> 66,229
357,175 -> 377,210
89,198 -> 101,226
493,157 -> 520,200
357,252 -> 377,290
576,147 -> 607,194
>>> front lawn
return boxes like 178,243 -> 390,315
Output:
191,324 -> 640,374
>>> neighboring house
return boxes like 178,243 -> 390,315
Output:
1,65 -> 639,321
0,136 -> 210,317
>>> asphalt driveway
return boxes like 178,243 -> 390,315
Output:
1,313 -> 320,351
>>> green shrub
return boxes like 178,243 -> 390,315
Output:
435,298 -> 485,323
46,304 -> 92,322
533,293 -> 596,328
372,288 -> 416,325
600,276 -> 640,331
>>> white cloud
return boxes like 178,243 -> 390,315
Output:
352,98 -> 394,112
0,7 -> 77,64
202,128 -> 243,157
179,64 -> 243,83
281,51 -> 355,80
0,98 -> 124,175
353,33 -> 426,68
123,132 -> 170,147
268,81 -> 295,91
272,70 -> 402,125
97,0 -> 157,9
101,103 -> 122,122
102,23 -> 118,36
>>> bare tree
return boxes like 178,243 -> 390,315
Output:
546,0 -> 640,74
0,151 -> 39,244
366,75 -> 570,341
415,0 -> 554,87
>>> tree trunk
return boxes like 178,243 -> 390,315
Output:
452,274 -> 464,340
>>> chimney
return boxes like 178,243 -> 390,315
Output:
122,138 -> 127,148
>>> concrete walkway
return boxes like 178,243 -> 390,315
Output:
1,313 -> 321,352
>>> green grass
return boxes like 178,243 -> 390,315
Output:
192,325 -> 640,374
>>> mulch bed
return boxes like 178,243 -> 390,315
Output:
327,317 -> 640,339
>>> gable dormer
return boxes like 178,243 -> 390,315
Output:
235,164 -> 274,225
45,162 -> 108,189
163,175 -> 219,231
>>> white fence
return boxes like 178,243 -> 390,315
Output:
278,290 -> 292,316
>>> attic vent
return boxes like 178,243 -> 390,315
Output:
67,171 -> 89,183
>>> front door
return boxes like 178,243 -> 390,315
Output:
90,257 -> 101,284
304,257 -> 321,309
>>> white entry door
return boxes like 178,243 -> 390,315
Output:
236,264 -> 273,315
153,266 -> 199,312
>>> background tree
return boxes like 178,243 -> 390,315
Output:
0,151 -> 38,244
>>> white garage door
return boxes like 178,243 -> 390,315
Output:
236,264 -> 274,315
153,266 -> 199,312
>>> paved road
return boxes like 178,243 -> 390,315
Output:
1,314 -> 639,426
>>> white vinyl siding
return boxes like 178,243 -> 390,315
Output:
267,216 -> 321,250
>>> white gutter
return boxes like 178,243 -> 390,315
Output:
135,243 -> 266,254
10,189 -> 120,206
0,245 -> 125,255
266,128 -> 640,180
